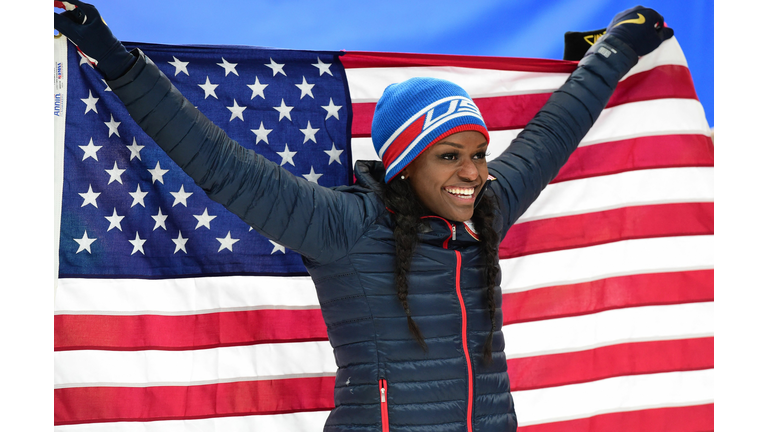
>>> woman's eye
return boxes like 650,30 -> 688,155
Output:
440,153 -> 458,160
474,152 -> 489,160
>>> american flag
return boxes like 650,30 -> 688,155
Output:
54,34 -> 713,431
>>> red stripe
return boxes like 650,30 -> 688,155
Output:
553,134 -> 714,184
55,308 -> 328,351
341,50 -> 578,73
350,66 -> 697,137
54,376 -> 336,426
500,202 -> 714,259
502,270 -> 714,325
508,337 -> 714,391
518,403 -> 713,432
606,65 -> 699,108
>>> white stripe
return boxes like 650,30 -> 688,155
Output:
54,410 -> 331,432
503,303 -> 713,359
514,369 -> 713,426
517,167 -> 714,223
346,38 -> 686,103
500,235 -> 714,294
580,98 -> 710,147
54,341 -> 336,388
54,275 -> 320,314
347,67 -> 570,102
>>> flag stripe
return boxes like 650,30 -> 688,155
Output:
517,167 -> 713,223
508,337 -> 714,391
552,133 -> 713,184
349,65 -> 697,136
54,275 -> 319,314
54,376 -> 336,426
54,308 -> 329,351
503,302 -> 713,359
54,341 -> 336,388
501,235 -> 713,294
513,369 -> 713,426
517,403 -> 713,432
503,269 -> 713,325
501,202 -> 714,259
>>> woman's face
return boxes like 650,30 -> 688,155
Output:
402,130 -> 489,222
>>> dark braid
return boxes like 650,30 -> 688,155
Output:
382,177 -> 500,361
383,177 -> 428,351
472,193 -> 501,363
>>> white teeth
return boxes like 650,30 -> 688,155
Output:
445,187 -> 474,197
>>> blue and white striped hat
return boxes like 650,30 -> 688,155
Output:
371,77 -> 490,183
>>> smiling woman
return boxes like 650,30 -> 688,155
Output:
54,1 -> 675,431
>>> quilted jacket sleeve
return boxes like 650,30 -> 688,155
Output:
487,34 -> 638,233
106,50 -> 375,265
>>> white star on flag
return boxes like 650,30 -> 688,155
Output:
171,185 -> 193,207
300,121 -> 319,143
152,207 -> 168,231
79,138 -> 102,161
269,240 -> 286,254
198,76 -> 219,99
105,208 -> 125,232
105,161 -> 126,185
321,98 -> 342,120
324,143 -> 344,165
218,58 -> 239,76
265,58 -> 286,76
74,230 -> 96,254
312,57 -> 333,76
104,114 -> 121,137
148,161 -> 169,184
295,76 -> 315,99
168,56 -> 190,76
216,231 -> 240,252
81,90 -> 99,114
251,122 -> 272,145
129,232 -> 147,255
129,184 -> 148,208
227,99 -> 247,121
302,166 -> 323,183
126,138 -> 144,161
101,78 -> 111,91
173,231 -> 189,254
194,208 -> 217,230
247,76 -> 268,99
273,99 -> 294,122
277,144 -> 297,166
79,184 -> 100,208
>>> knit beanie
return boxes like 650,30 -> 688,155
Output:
371,77 -> 490,183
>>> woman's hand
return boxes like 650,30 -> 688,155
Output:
54,0 -> 136,79
604,6 -> 675,57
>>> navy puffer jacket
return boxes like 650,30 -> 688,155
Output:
106,34 -> 637,432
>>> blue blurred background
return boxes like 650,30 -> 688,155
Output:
73,0 -> 714,127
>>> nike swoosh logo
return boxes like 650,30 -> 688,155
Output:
615,13 -> 646,26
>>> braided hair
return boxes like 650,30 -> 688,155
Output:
383,176 -> 500,362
